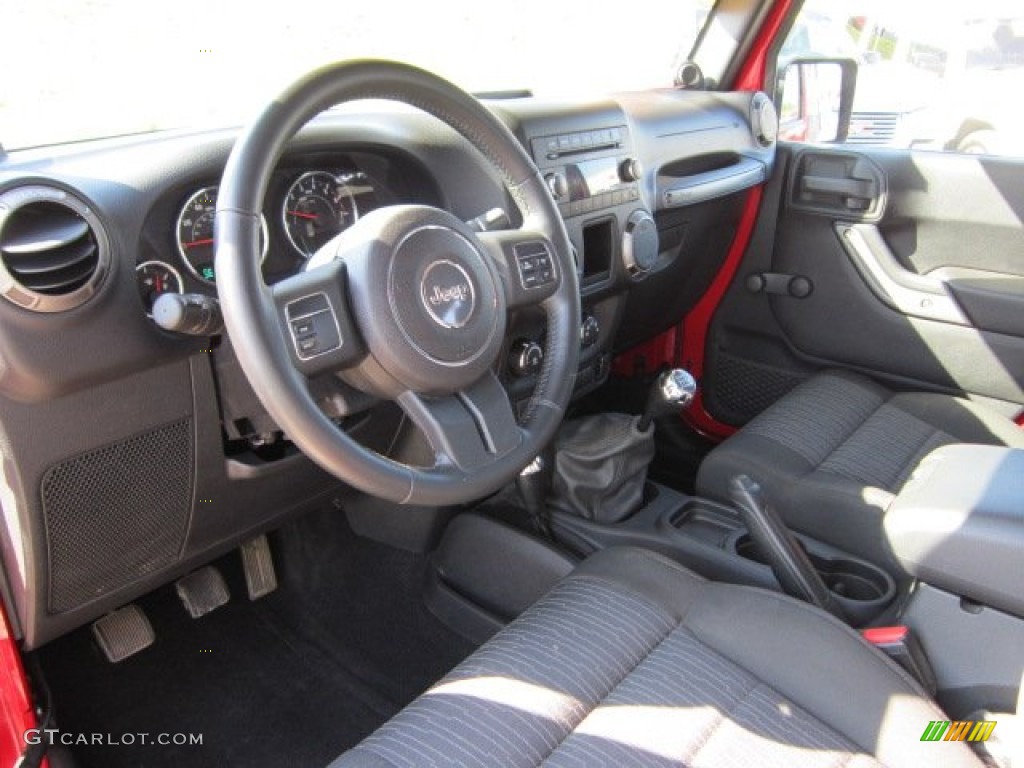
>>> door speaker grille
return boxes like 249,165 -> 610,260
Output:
705,352 -> 806,425
42,419 -> 194,613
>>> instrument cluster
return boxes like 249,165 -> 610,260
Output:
137,156 -> 398,314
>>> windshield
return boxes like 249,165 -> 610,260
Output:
2,0 -> 710,151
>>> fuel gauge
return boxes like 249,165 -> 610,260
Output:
136,260 -> 184,315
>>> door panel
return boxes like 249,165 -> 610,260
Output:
703,144 -> 1024,426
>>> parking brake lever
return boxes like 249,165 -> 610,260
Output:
729,475 -> 847,622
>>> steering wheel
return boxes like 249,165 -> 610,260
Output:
215,60 -> 580,506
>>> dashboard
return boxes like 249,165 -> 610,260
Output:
0,88 -> 775,649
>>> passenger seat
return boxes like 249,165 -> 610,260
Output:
697,369 -> 1024,567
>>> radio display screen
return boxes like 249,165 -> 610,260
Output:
576,157 -> 620,197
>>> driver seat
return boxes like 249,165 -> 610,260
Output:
330,547 -> 980,767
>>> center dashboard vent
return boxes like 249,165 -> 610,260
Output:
0,185 -> 110,312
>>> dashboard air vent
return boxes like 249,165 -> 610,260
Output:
0,185 -> 109,312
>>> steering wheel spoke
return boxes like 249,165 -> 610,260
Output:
270,259 -> 364,377
397,371 -> 523,472
478,229 -> 563,309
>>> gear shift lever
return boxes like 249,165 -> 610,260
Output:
638,369 -> 697,432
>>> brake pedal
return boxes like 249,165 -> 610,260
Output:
241,534 -> 277,600
92,604 -> 154,663
175,566 -> 230,618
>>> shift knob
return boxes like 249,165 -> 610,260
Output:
638,369 -> 697,431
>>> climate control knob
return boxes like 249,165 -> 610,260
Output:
544,172 -> 569,201
509,340 -> 544,377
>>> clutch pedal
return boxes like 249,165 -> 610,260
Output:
241,534 -> 277,600
92,604 -> 154,663
175,566 -> 230,618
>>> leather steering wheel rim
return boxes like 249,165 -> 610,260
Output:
215,59 -> 580,505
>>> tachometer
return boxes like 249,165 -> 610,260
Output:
176,186 -> 267,284
282,171 -> 358,259
136,260 -> 183,315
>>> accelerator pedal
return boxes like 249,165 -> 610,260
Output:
175,566 -> 230,619
241,534 -> 277,600
92,604 -> 154,663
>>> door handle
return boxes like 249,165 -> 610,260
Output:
790,150 -> 885,217
801,174 -> 876,201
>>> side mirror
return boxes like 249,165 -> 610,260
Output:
776,58 -> 858,143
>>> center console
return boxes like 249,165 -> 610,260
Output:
531,368 -> 898,626
497,103 -> 662,419
549,482 -> 897,626
549,439 -> 1024,716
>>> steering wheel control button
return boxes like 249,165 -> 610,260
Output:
420,260 -> 476,329
514,241 -> 556,290
285,292 -> 342,361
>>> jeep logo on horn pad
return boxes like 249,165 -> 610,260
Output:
421,260 -> 476,329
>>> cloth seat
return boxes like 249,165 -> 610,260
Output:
697,369 -> 1024,566
331,546 -> 980,768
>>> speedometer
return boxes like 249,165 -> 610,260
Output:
176,186 -> 267,284
282,171 -> 358,259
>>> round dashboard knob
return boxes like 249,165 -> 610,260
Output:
509,339 -> 544,377
622,210 -> 659,277
544,172 -> 568,201
619,158 -> 642,183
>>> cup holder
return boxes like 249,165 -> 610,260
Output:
734,533 -> 895,625
811,556 -> 888,602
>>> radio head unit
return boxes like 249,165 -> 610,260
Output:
530,126 -> 641,218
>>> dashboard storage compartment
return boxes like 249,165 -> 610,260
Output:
885,445 -> 1024,618
581,218 -> 614,281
